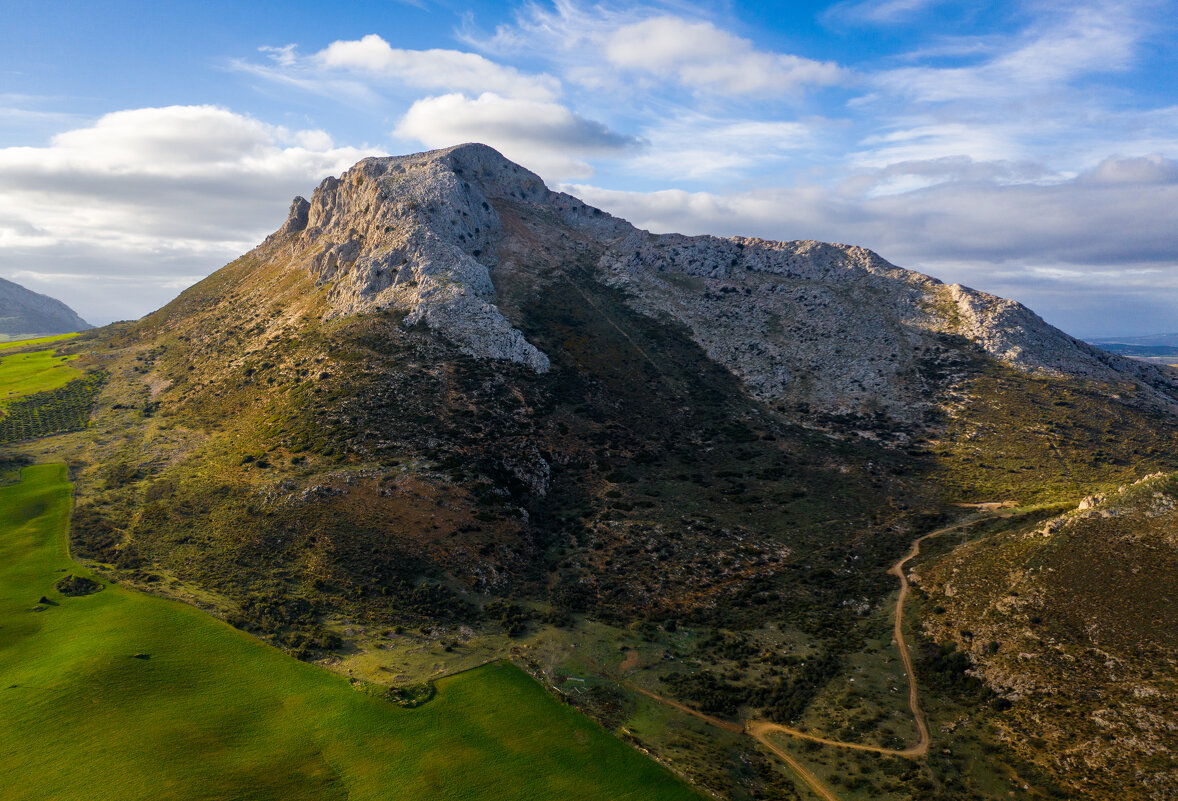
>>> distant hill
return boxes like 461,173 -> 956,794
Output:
1091,333 -> 1178,349
0,277 -> 90,337
1093,343 -> 1178,357
1090,335 -> 1178,366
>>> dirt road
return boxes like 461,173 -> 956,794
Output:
748,519 -> 985,758
627,684 -> 744,734
632,512 -> 1003,800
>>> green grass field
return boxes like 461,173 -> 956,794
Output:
0,349 -> 83,401
0,342 -> 100,443
0,464 -> 701,801
0,332 -> 80,350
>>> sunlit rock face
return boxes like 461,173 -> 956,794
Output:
268,143 -> 1178,425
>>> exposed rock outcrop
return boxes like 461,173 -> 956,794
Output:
270,144 -> 552,372
947,283 -> 1178,405
262,143 -> 1178,423
592,229 -> 1178,424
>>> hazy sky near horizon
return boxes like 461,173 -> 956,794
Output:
1,0 -> 1176,336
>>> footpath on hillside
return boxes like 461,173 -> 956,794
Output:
633,512 -> 1005,801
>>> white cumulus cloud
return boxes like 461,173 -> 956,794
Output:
601,17 -> 846,94
394,92 -> 640,179
239,35 -> 561,102
0,105 -> 381,323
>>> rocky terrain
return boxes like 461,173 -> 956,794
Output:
6,140 -> 1155,446
21,143 -> 1178,801
0,276 -> 90,337
263,144 -> 1178,437
916,474 -> 1178,798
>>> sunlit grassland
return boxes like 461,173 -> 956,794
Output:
930,363 -> 1178,504
0,332 -> 80,349
0,464 -> 701,801
0,342 -> 102,443
0,349 -> 83,402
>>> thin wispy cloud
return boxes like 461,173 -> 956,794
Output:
466,1 -> 847,96
235,35 -> 562,102
630,115 -> 818,178
873,3 -> 1142,103
822,0 -> 952,25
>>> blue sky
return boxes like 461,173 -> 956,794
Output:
1,0 -> 1176,336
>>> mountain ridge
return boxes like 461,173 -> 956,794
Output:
261,143 -> 1178,433
0,276 -> 91,337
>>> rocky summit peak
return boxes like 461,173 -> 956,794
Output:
260,143 -> 636,374
261,143 -> 571,372
257,144 -> 1178,427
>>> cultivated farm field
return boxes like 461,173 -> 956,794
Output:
0,336 -> 105,443
0,333 -> 81,350
0,348 -> 83,402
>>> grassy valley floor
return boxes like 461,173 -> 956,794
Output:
0,464 -> 701,801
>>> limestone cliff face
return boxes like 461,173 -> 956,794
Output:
269,144 -> 557,372
262,143 -> 1178,423
945,283 -> 1178,399
0,276 -> 91,336
591,229 -> 1178,425
594,233 -> 950,425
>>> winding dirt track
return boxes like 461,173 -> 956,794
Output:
631,514 -> 997,800
746,521 -> 959,761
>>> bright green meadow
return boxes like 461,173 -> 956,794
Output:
0,349 -> 82,402
0,333 -> 80,350
0,464 -> 700,801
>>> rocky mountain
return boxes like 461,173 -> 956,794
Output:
41,144 -> 1178,800
0,276 -> 90,337
269,144 -> 1178,432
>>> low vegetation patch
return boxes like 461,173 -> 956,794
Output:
54,574 -> 102,596
383,681 -> 436,708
